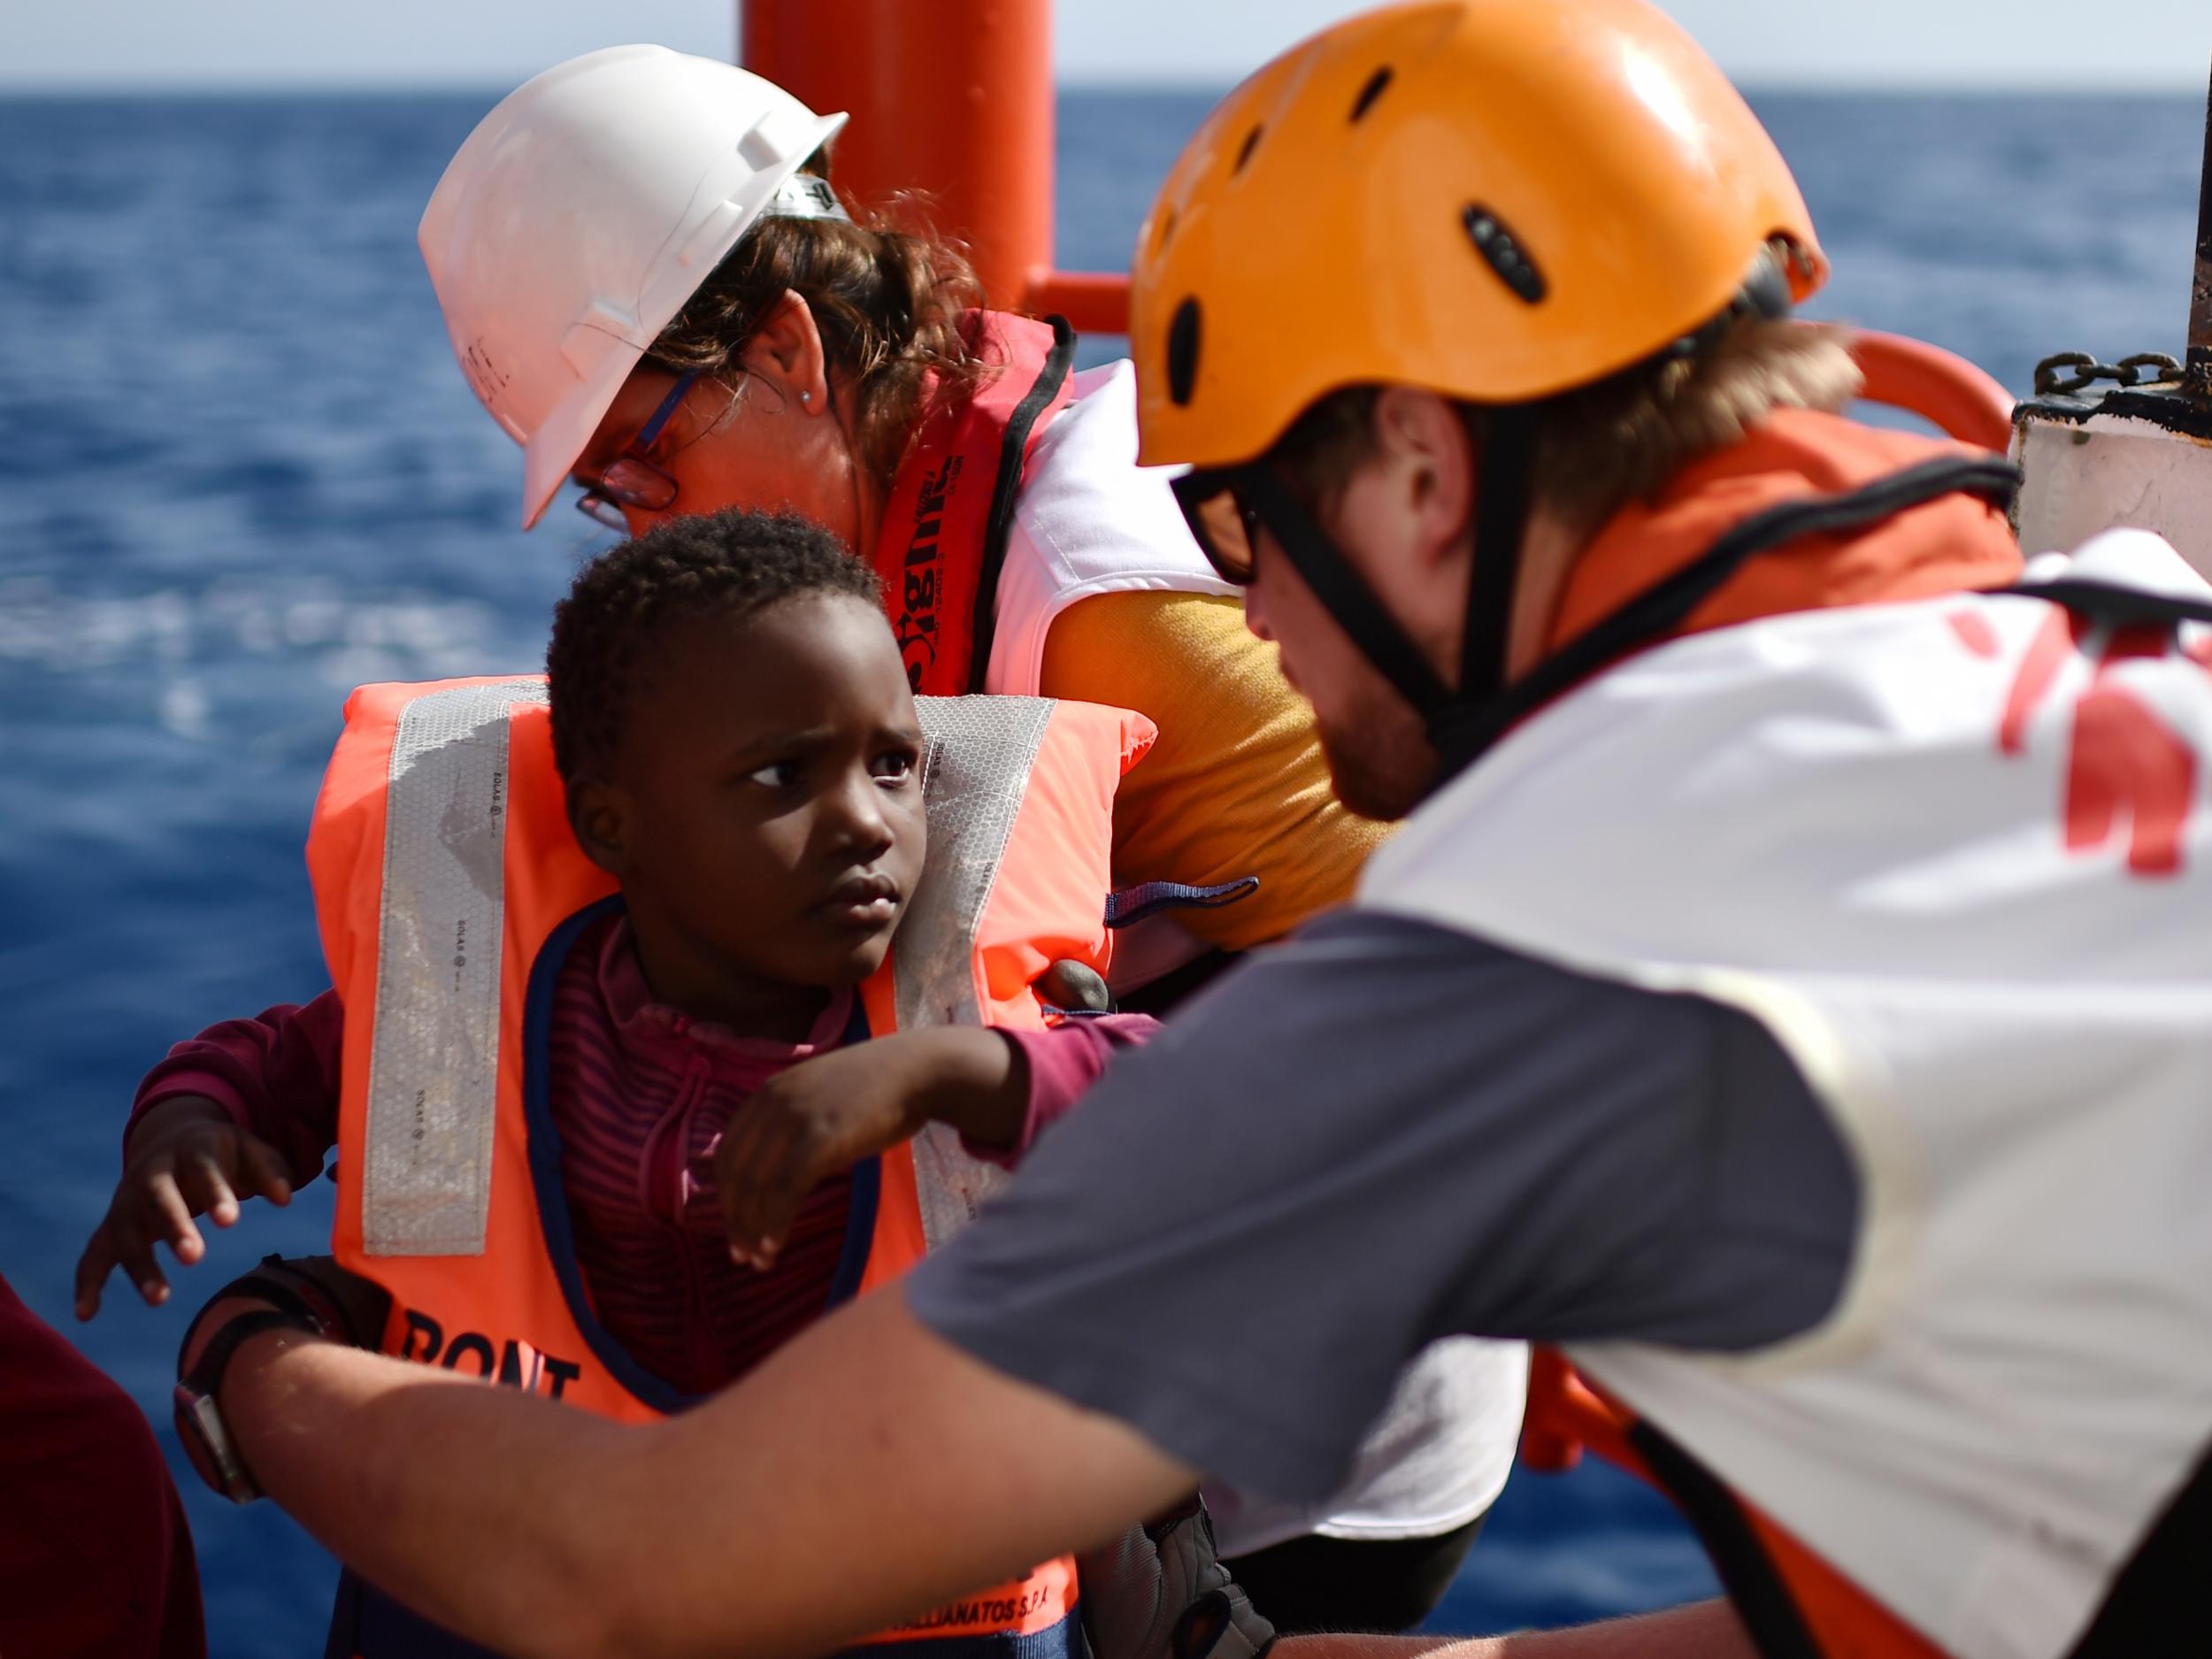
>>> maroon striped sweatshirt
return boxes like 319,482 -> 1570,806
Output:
128,911 -> 1152,1396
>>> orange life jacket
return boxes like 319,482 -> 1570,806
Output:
1547,406 -> 2020,654
872,311 -> 1076,696
308,676 -> 1152,1659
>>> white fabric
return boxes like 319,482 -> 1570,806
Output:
1204,1340 -> 1530,1555
993,359 -> 1529,1555
1361,529 -> 2212,1659
983,358 -> 1236,698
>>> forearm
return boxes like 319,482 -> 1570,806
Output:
906,1025 -> 1030,1153
993,1014 -> 1157,1164
227,1331 -> 640,1659
225,1287 -> 1193,1659
1280,1601 -> 1752,1659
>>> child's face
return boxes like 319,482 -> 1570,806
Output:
587,593 -> 928,1001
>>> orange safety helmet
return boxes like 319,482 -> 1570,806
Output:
1130,0 -> 1826,470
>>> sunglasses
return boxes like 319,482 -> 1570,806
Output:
1172,459 -> 1457,721
1170,465 -> 1269,587
574,369 -> 703,531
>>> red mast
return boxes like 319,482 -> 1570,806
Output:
741,0 -> 1130,335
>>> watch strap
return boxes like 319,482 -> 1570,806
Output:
174,1308 -> 319,1505
181,1306 -> 318,1401
219,1254 -> 364,1347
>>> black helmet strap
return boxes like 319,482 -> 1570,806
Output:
1457,404 -> 1534,709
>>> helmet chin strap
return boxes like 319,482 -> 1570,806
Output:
1234,440 -> 1523,800
1435,405 -> 1535,753
1237,466 -> 1455,720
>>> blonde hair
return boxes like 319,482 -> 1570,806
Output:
1277,251 -> 1863,535
1534,317 -> 1862,534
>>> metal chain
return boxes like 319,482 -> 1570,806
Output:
2033,350 -> 2185,396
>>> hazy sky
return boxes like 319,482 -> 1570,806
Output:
4,0 -> 2208,91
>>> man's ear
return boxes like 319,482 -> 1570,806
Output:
1371,387 -> 1477,572
740,289 -> 833,417
566,775 -> 634,877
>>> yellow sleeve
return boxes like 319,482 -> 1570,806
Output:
1037,589 -> 1392,951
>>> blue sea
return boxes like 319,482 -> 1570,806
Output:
0,84 -> 2202,1654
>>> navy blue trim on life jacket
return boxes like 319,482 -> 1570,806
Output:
832,1608 -> 1083,1659
328,1568 -> 504,1659
517,897 -> 881,1417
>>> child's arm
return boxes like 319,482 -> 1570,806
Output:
716,1014 -> 1159,1270
969,1015 -> 1156,1167
75,991 -> 345,1319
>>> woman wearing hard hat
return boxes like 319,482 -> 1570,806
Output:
414,44 -> 1520,1632
418,44 -> 1371,1000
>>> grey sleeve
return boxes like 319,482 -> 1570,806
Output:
903,910 -> 1859,1506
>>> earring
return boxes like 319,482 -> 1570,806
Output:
799,390 -> 812,405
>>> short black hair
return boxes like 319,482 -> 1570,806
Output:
547,507 -> 883,780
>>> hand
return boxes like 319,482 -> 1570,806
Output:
76,1094 -> 295,1319
717,1026 -> 1026,1270
1079,1496 -> 1277,1659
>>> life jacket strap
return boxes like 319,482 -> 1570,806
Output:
1430,455 -> 2024,780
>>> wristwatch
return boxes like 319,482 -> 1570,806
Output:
173,1256 -> 358,1504
173,1310 -> 317,1503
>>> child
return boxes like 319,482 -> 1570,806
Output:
78,509 -> 1153,1410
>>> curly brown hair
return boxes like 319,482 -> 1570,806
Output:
645,154 -> 985,488
546,506 -> 885,782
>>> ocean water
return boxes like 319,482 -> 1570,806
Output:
0,84 -> 2202,1653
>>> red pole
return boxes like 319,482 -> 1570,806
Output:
741,0 -> 1058,313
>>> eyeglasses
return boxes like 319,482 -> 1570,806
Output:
1169,466 -> 1269,587
574,369 -> 702,531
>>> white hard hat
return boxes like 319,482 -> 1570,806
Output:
420,45 -> 849,529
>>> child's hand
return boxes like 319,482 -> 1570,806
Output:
717,1027 -> 1025,1270
75,1095 -> 295,1319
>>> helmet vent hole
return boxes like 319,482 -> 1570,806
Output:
1350,67 -> 1393,122
1156,207 -> 1179,250
1462,205 -> 1546,303
1166,298 -> 1202,407
1233,126 -> 1263,176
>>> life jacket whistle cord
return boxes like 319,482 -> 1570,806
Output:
309,676 -> 1153,1659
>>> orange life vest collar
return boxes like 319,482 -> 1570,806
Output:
873,310 -> 1077,695
1548,408 -> 2024,653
